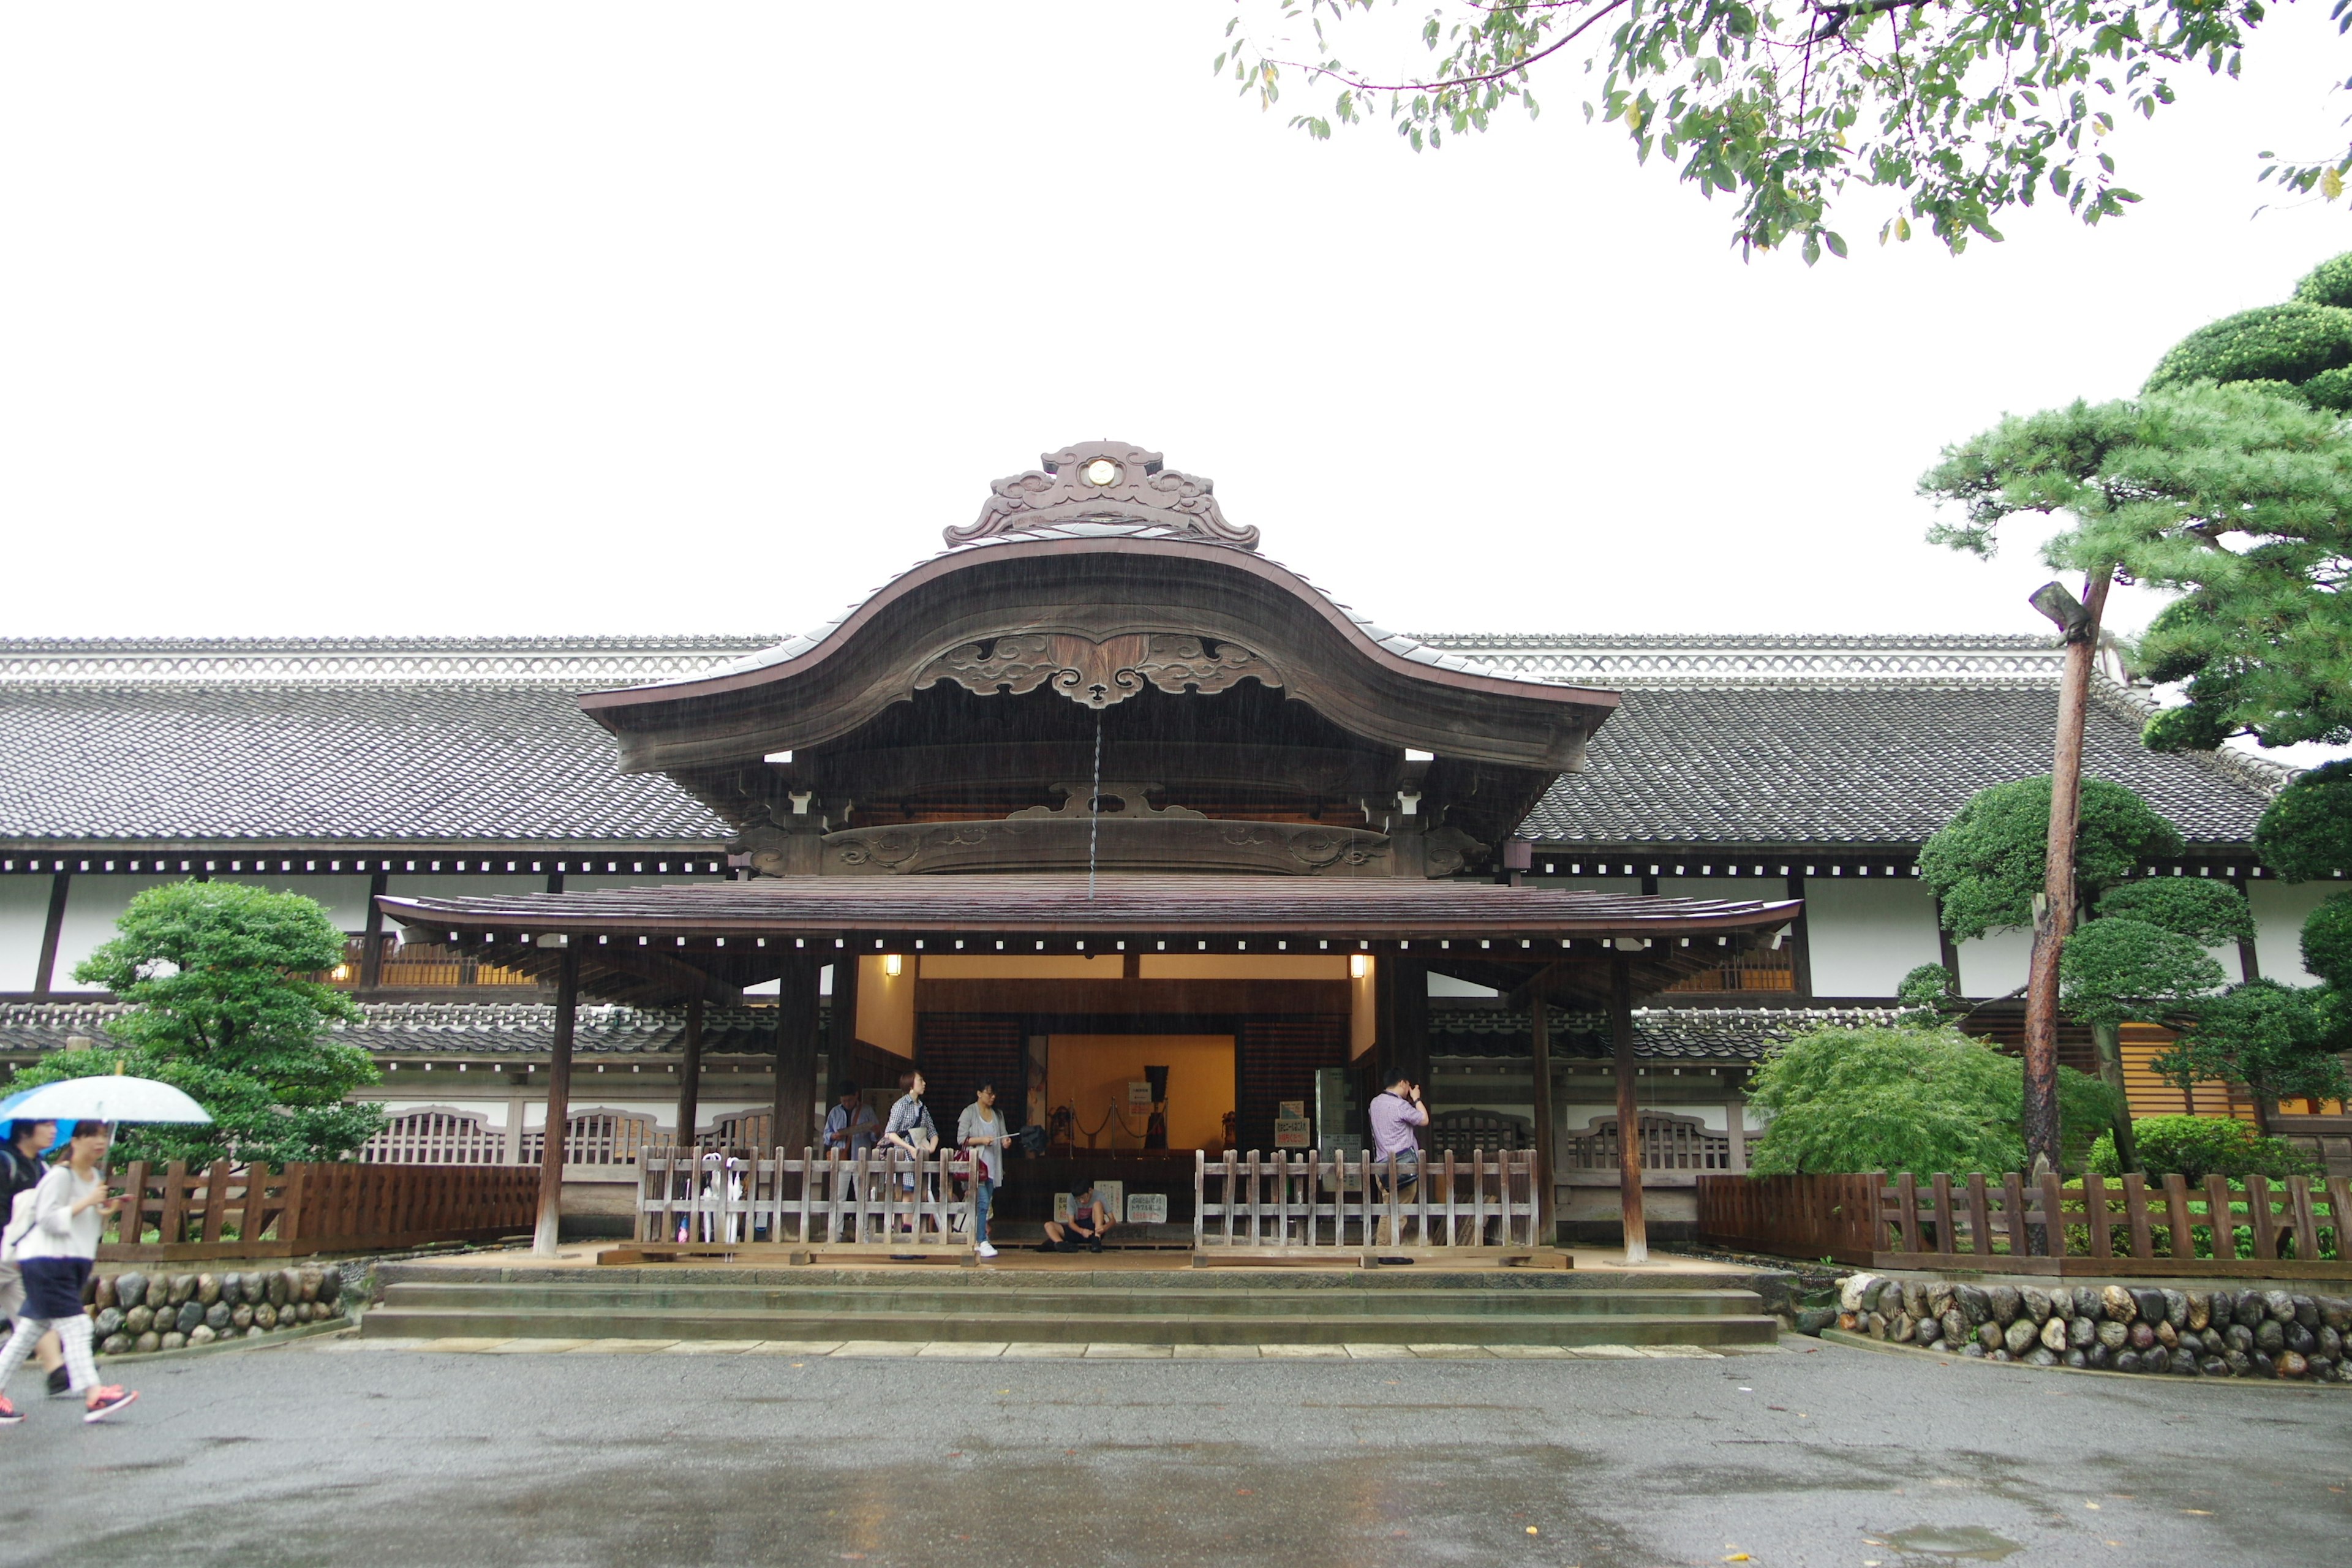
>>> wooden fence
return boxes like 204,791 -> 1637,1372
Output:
632,1147 -> 974,1256
95,1161 -> 540,1262
1698,1170 -> 2352,1278
1193,1148 -> 1546,1262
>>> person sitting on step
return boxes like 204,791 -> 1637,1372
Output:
1040,1184 -> 1113,1253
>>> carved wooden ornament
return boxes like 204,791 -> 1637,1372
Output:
916,633 -> 1281,710
946,441 -> 1260,549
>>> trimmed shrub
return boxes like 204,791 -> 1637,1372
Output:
2256,760 -> 2352,883
2144,303 -> 2352,396
2087,1115 -> 2322,1183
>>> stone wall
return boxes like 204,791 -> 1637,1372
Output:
83,1266 -> 348,1355
1833,1273 -> 2352,1384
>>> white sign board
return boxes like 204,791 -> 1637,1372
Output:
1125,1193 -> 1168,1225
1129,1080 -> 1156,1106
1273,1116 -> 1313,1148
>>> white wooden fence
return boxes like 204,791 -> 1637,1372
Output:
635,1147 -> 975,1254
1193,1148 -> 1544,1260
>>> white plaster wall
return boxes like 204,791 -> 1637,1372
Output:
47,875 -> 183,993
1427,973 -> 1497,998
2250,880 -> 2345,986
1802,876 -> 1944,998
1958,927 -> 2034,998
214,873 -> 379,932
0,876 -> 54,991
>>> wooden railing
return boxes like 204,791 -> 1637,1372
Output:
95,1161 -> 539,1262
633,1147 -> 974,1254
1698,1170 -> 2352,1278
1193,1148 -> 1544,1261
1563,1113 -> 1757,1174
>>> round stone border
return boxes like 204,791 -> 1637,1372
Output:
1819,1327 -> 2350,1390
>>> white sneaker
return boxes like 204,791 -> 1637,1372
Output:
975,1242 -> 998,1259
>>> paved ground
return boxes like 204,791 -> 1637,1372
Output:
2,1331 -> 2346,1568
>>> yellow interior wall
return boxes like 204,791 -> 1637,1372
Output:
856,955 -> 916,1060
1137,955 -> 1350,980
1046,1035 -> 1233,1151
917,955 -> 1126,979
1351,956 -> 1376,1060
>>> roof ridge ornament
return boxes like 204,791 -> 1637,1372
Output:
946,440 -> 1259,551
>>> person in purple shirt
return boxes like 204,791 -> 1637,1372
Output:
1366,1072 -> 1428,1199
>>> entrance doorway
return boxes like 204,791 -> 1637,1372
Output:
1044,1033 -> 1234,1153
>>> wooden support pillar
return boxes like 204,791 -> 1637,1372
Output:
358,872 -> 388,990
1377,954 -> 1429,1091
1529,995 -> 1556,1244
1610,954 -> 1649,1265
532,943 -> 581,1257
1725,1095 -> 1746,1174
674,994 -> 705,1152
774,957 -> 821,1155
1784,871 -> 1815,1000
829,955 -> 861,1076
31,872 -> 70,997
2232,872 -> 2261,982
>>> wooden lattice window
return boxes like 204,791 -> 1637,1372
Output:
1427,1110 -> 1531,1155
362,1110 -> 507,1166
1564,1112 -> 1740,1172
520,1112 -> 655,1168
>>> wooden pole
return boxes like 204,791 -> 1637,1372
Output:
1611,954 -> 1648,1264
2023,569 -> 2113,1174
1529,992 -> 1556,1245
773,956 -> 820,1156
31,872 -> 69,997
531,943 -> 580,1257
358,872 -> 388,990
674,993 -> 704,1153
829,954 -> 861,1080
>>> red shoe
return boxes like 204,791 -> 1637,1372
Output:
82,1387 -> 137,1423
0,1395 -> 20,1426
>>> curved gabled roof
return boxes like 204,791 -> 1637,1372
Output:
580,524 -> 1618,777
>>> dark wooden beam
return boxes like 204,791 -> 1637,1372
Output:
1376,954 -> 1428,1091
1529,996 -> 1556,1245
829,954 -> 861,1071
1784,871 -> 1814,1001
532,943 -> 581,1257
31,873 -> 69,997
1610,954 -> 1648,1264
774,957 -> 821,1157
674,994 -> 704,1152
360,872 -> 388,990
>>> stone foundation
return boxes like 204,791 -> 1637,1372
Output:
81,1267 -> 348,1356
1828,1273 -> 2352,1383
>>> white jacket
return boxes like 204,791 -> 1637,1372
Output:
12,1166 -> 103,1262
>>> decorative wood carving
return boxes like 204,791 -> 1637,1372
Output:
1005,783 -> 1205,821
946,441 -> 1259,549
820,810 -> 1392,878
916,633 -> 1280,710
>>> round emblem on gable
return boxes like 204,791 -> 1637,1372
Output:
1080,458 -> 1121,487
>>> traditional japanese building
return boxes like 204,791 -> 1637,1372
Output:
0,442 -> 2335,1243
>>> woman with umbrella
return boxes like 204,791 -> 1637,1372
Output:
0,1120 -> 137,1423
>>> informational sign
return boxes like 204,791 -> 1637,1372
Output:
1129,1080 -> 1155,1106
1126,1193 -> 1168,1224
1273,1116 -> 1312,1148
1277,1099 -> 1306,1120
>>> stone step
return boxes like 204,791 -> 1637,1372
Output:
360,1302 -> 1779,1348
377,1281 -> 1765,1320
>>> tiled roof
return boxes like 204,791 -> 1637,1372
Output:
0,1000 -> 805,1058
1430,1004 -> 1909,1061
1401,637 -> 2278,848
0,632 -> 2286,850
0,662 -> 744,845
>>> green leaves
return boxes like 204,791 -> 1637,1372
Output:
2152,978 -> 2352,1109
2059,915 -> 2226,1028
1221,0 -> 2267,256
10,881 -> 383,1166
1920,377 -> 2352,752
1745,1022 -> 2123,1175
1918,775 -> 2185,940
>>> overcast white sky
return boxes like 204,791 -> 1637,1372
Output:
2,3 -> 2346,644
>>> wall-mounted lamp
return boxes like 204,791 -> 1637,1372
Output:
881,953 -> 903,978
1349,953 -> 1370,980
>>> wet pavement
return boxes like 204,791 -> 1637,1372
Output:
2,1331 -> 2346,1567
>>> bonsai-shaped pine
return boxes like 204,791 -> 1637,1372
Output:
1919,776 -> 2184,943
4,882 -> 385,1166
2151,981 -> 2350,1137
1919,776 -> 2196,1169
1745,1023 -> 2122,1180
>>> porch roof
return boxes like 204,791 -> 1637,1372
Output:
378,874 -> 1801,1006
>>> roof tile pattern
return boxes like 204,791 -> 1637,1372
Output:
1431,1004 -> 1909,1061
0,680 -> 730,843
1517,683 -> 2267,847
